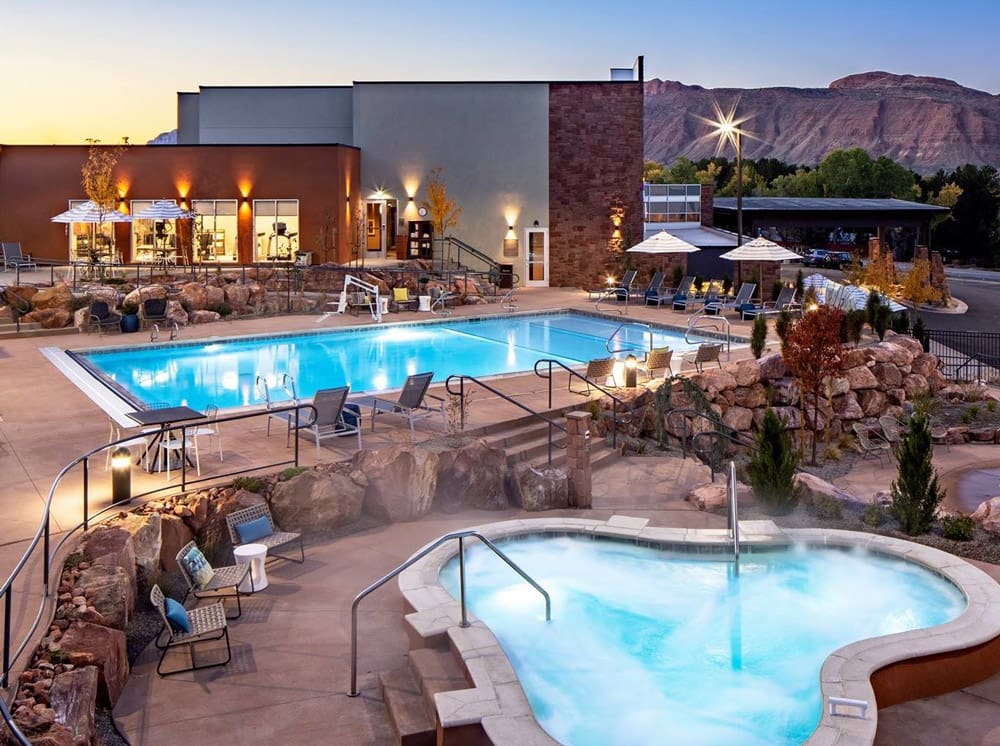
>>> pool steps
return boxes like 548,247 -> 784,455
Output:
379,646 -> 471,746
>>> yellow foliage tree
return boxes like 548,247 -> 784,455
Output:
81,141 -> 126,213
863,252 -> 895,295
900,258 -> 942,306
420,167 -> 462,237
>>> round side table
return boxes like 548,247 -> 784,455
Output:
233,542 -> 269,592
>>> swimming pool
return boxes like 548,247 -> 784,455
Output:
75,312 -> 704,410
439,535 -> 966,746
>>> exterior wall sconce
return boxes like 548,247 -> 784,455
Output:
242,195 -> 249,205
503,225 -> 518,257
346,195 -> 351,203
111,446 -> 132,504
624,354 -> 638,388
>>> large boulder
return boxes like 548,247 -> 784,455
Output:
115,512 -> 161,592
30,283 -> 73,312
794,472 -> 866,506
692,369 -> 737,397
49,666 -> 98,746
22,308 -> 72,328
722,405 -> 753,432
732,359 -> 761,387
840,348 -> 868,369
770,378 -> 800,406
832,392 -> 864,421
188,309 -> 221,324
82,527 -> 135,578
902,373 -> 929,398
844,365 -> 879,390
122,285 -> 167,307
871,362 -> 903,388
732,383 -> 767,409
77,564 -> 134,630
223,283 -> 251,311
178,282 -> 208,310
757,352 -> 788,381
353,446 -> 439,522
509,463 -> 569,511
269,467 -> 365,531
755,406 -> 801,430
426,438 -> 508,512
910,353 -> 938,378
165,299 -> 188,327
58,622 -> 128,706
686,482 -> 728,513
158,514 -> 194,573
971,497 -> 1000,535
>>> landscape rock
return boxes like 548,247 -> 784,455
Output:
794,472 -> 866,506
58,622 -> 128,706
971,497 -> 1000,535
844,365 -> 879,390
732,383 -> 767,409
157,514 -> 194,573
49,666 -> 98,745
354,446 -> 439,522
188,309 -> 221,324
82,527 -> 135,578
23,308 -> 72,328
757,352 -> 787,381
115,512 -> 161,592
832,392 -> 864,421
722,405 -> 753,432
29,283 -> 73,312
770,378 -> 800,406
510,463 -> 569,511
871,362 -> 903,388
165,300 -> 188,327
269,467 -> 365,531
76,565 -> 134,630
902,373 -> 930,398
732,359 -> 761,387
910,353 -> 938,378
686,482 -> 728,513
426,438 -> 508,512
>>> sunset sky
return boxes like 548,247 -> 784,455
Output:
3,0 -> 997,145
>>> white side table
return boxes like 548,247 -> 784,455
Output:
233,543 -> 269,592
418,295 -> 432,312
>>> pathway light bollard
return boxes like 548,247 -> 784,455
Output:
111,446 -> 132,504
624,354 -> 638,389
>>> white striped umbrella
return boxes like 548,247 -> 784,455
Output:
626,230 -> 701,255
130,200 -> 197,220
51,201 -> 132,223
719,237 -> 801,300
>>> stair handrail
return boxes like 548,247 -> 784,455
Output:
533,358 -> 632,449
445,374 -> 567,464
728,459 -> 740,562
348,529 -> 551,697
444,235 -> 501,274
685,311 -> 731,354
605,321 -> 652,356
0,700 -> 28,746
665,407 -> 752,480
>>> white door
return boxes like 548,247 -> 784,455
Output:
364,200 -> 386,257
525,228 -> 549,287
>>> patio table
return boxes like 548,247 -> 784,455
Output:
125,406 -> 205,472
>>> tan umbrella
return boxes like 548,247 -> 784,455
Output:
719,237 -> 800,300
626,230 -> 701,255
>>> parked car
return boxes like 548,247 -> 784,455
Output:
802,249 -> 853,269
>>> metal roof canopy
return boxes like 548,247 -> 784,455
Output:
713,197 -> 948,230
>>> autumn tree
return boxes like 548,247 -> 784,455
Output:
782,306 -> 846,465
80,140 -> 127,258
900,258 -> 942,306
420,167 -> 462,266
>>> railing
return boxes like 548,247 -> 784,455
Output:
666,407 -> 752,480
0,403 -> 309,725
500,287 -> 518,311
727,460 -> 740,565
605,321 -> 653,356
919,329 -> 1000,383
533,359 -> 630,449
685,311 -> 732,354
439,236 -> 498,275
0,698 -> 28,746
445,374 -> 567,464
593,286 -> 630,315
348,530 -> 551,698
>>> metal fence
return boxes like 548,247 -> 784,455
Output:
918,329 -> 1000,383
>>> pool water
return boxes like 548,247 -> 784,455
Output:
440,536 -> 965,746
76,312 -> 699,410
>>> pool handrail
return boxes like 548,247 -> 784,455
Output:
533,358 -> 631,449
605,321 -> 652,356
348,529 -> 551,698
685,311 -> 732,354
728,459 -> 740,563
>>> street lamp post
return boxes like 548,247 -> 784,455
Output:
708,103 -> 749,248
735,129 -> 743,247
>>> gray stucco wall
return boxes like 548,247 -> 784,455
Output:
177,93 -> 200,144
352,82 -> 549,264
194,87 -> 354,144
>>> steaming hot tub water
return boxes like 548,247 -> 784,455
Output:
440,536 -> 965,746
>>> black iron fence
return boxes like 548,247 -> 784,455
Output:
917,329 -> 1000,383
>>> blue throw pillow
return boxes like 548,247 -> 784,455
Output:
164,598 -> 190,633
236,516 -> 272,543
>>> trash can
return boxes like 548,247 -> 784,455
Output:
497,264 -> 514,289
294,251 -> 313,267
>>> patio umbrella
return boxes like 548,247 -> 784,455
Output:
838,285 -> 906,312
131,200 -> 199,262
802,272 -> 834,303
625,230 -> 701,255
51,201 -> 132,261
719,237 -> 802,300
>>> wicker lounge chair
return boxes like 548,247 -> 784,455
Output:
853,423 -> 891,466
226,503 -> 305,564
175,540 -> 251,619
878,415 -> 904,449
570,357 -> 618,394
150,584 -> 231,676
370,372 -> 446,439
88,299 -> 121,334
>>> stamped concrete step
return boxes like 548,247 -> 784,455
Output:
378,667 -> 435,746
408,647 -> 469,716
0,324 -> 76,339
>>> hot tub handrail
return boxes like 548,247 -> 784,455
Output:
348,529 -> 551,698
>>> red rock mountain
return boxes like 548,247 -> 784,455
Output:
644,72 -> 1000,173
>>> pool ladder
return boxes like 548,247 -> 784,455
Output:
347,530 -> 551,698
685,310 -> 732,355
605,321 -> 653,357
728,460 -> 740,566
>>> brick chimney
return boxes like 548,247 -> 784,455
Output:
700,184 -> 713,227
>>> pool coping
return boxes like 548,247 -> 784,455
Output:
397,518 -> 1000,746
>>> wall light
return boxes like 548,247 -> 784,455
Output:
503,225 -> 519,257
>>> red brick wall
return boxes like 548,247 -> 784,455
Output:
700,184 -> 714,227
548,82 -> 644,288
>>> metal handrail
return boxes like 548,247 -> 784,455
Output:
605,321 -> 652,356
348,529 -> 551,698
0,403 -> 309,708
685,311 -> 732,354
445,374 -> 567,464
443,236 -> 501,274
728,460 -> 740,563
500,287 -> 518,311
533,359 -> 630,449
593,286 -> 628,316
0,698 -> 29,746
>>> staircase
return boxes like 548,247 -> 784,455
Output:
0,321 -> 77,339
379,645 -> 470,746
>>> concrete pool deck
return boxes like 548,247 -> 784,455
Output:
0,286 -> 999,744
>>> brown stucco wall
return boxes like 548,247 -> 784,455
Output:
548,82 -> 644,288
0,144 -> 360,264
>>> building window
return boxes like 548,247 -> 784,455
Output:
68,200 -> 116,263
643,183 -> 701,223
192,199 -> 238,263
131,199 -> 179,263
253,199 -> 299,261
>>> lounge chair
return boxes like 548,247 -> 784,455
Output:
390,286 -> 419,312
226,503 -> 305,565
88,299 -> 121,334
853,423 -> 891,466
675,286 -> 719,313
370,372 -> 446,438
614,269 -> 638,301
175,540 -> 251,619
140,295 -> 168,330
650,275 -> 694,308
2,242 -> 36,271
741,286 -> 800,320
150,584 -> 231,677
570,357 -> 618,394
692,343 -> 723,373
294,386 -> 362,456
642,271 -> 666,306
705,283 -> 756,316
637,347 -> 673,380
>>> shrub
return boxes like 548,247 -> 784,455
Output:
960,405 -> 980,424
746,408 -> 801,515
890,312 -> 910,335
812,495 -> 843,521
279,466 -> 307,480
912,316 -> 929,352
940,515 -> 975,541
672,264 -> 684,287
794,269 -> 804,299
890,412 -> 945,535
775,310 -> 793,345
750,314 -> 767,359
233,476 -> 265,493
988,400 -> 997,414
862,502 -> 888,527
872,304 -> 892,340
843,309 -> 866,345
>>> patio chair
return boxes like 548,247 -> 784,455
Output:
877,415 -> 904,450
390,286 -> 419,312
741,287 -> 800,320
294,386 -> 362,456
692,343 -> 723,373
104,417 -> 150,472
370,372 -> 446,438
191,404 -> 224,461
140,296 -> 168,330
260,374 -> 301,436
88,299 -> 121,334
853,423 -> 891,466
642,271 -> 665,306
150,585 -> 231,677
2,242 -> 36,271
637,347 -> 673,380
705,283 -> 756,316
175,541 -> 251,619
570,357 -> 618,394
226,503 -> 305,565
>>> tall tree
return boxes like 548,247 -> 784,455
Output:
933,165 -> 1000,265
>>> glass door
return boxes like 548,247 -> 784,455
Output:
525,227 -> 549,286
364,200 -> 385,257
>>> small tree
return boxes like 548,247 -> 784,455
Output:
746,408 -> 801,515
794,269 -> 804,300
750,314 -> 767,359
900,258 -> 943,306
783,306 -> 845,464
890,412 -> 945,535
420,167 -> 462,264
81,140 -> 127,257
775,310 -> 793,345
912,316 -> 929,352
